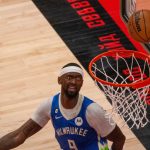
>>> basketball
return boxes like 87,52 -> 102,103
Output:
127,9 -> 150,43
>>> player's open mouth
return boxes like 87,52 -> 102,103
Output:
68,86 -> 76,91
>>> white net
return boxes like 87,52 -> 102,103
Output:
91,52 -> 150,129
125,0 -> 136,17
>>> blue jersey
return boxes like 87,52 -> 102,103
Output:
51,93 -> 109,150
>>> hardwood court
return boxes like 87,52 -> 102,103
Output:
0,0 -> 149,149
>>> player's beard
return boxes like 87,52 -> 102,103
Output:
64,87 -> 79,99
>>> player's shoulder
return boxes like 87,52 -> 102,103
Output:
83,94 -> 98,103
82,95 -> 101,111
86,100 -> 105,114
82,95 -> 95,103
36,96 -> 53,111
51,93 -> 60,102
37,93 -> 59,110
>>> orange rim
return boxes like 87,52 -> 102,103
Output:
89,50 -> 150,88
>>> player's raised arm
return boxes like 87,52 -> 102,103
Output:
0,119 -> 42,150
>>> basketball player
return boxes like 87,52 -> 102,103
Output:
0,63 -> 125,150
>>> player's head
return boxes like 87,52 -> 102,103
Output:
58,63 -> 83,98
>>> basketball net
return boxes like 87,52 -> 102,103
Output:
125,0 -> 137,17
89,50 -> 150,129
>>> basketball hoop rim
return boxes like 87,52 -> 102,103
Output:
89,50 -> 150,88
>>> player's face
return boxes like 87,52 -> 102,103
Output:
58,72 -> 83,98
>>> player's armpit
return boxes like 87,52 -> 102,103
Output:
0,119 -> 42,150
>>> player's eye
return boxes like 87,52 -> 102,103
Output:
65,75 -> 73,80
65,75 -> 82,81
75,76 -> 82,81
